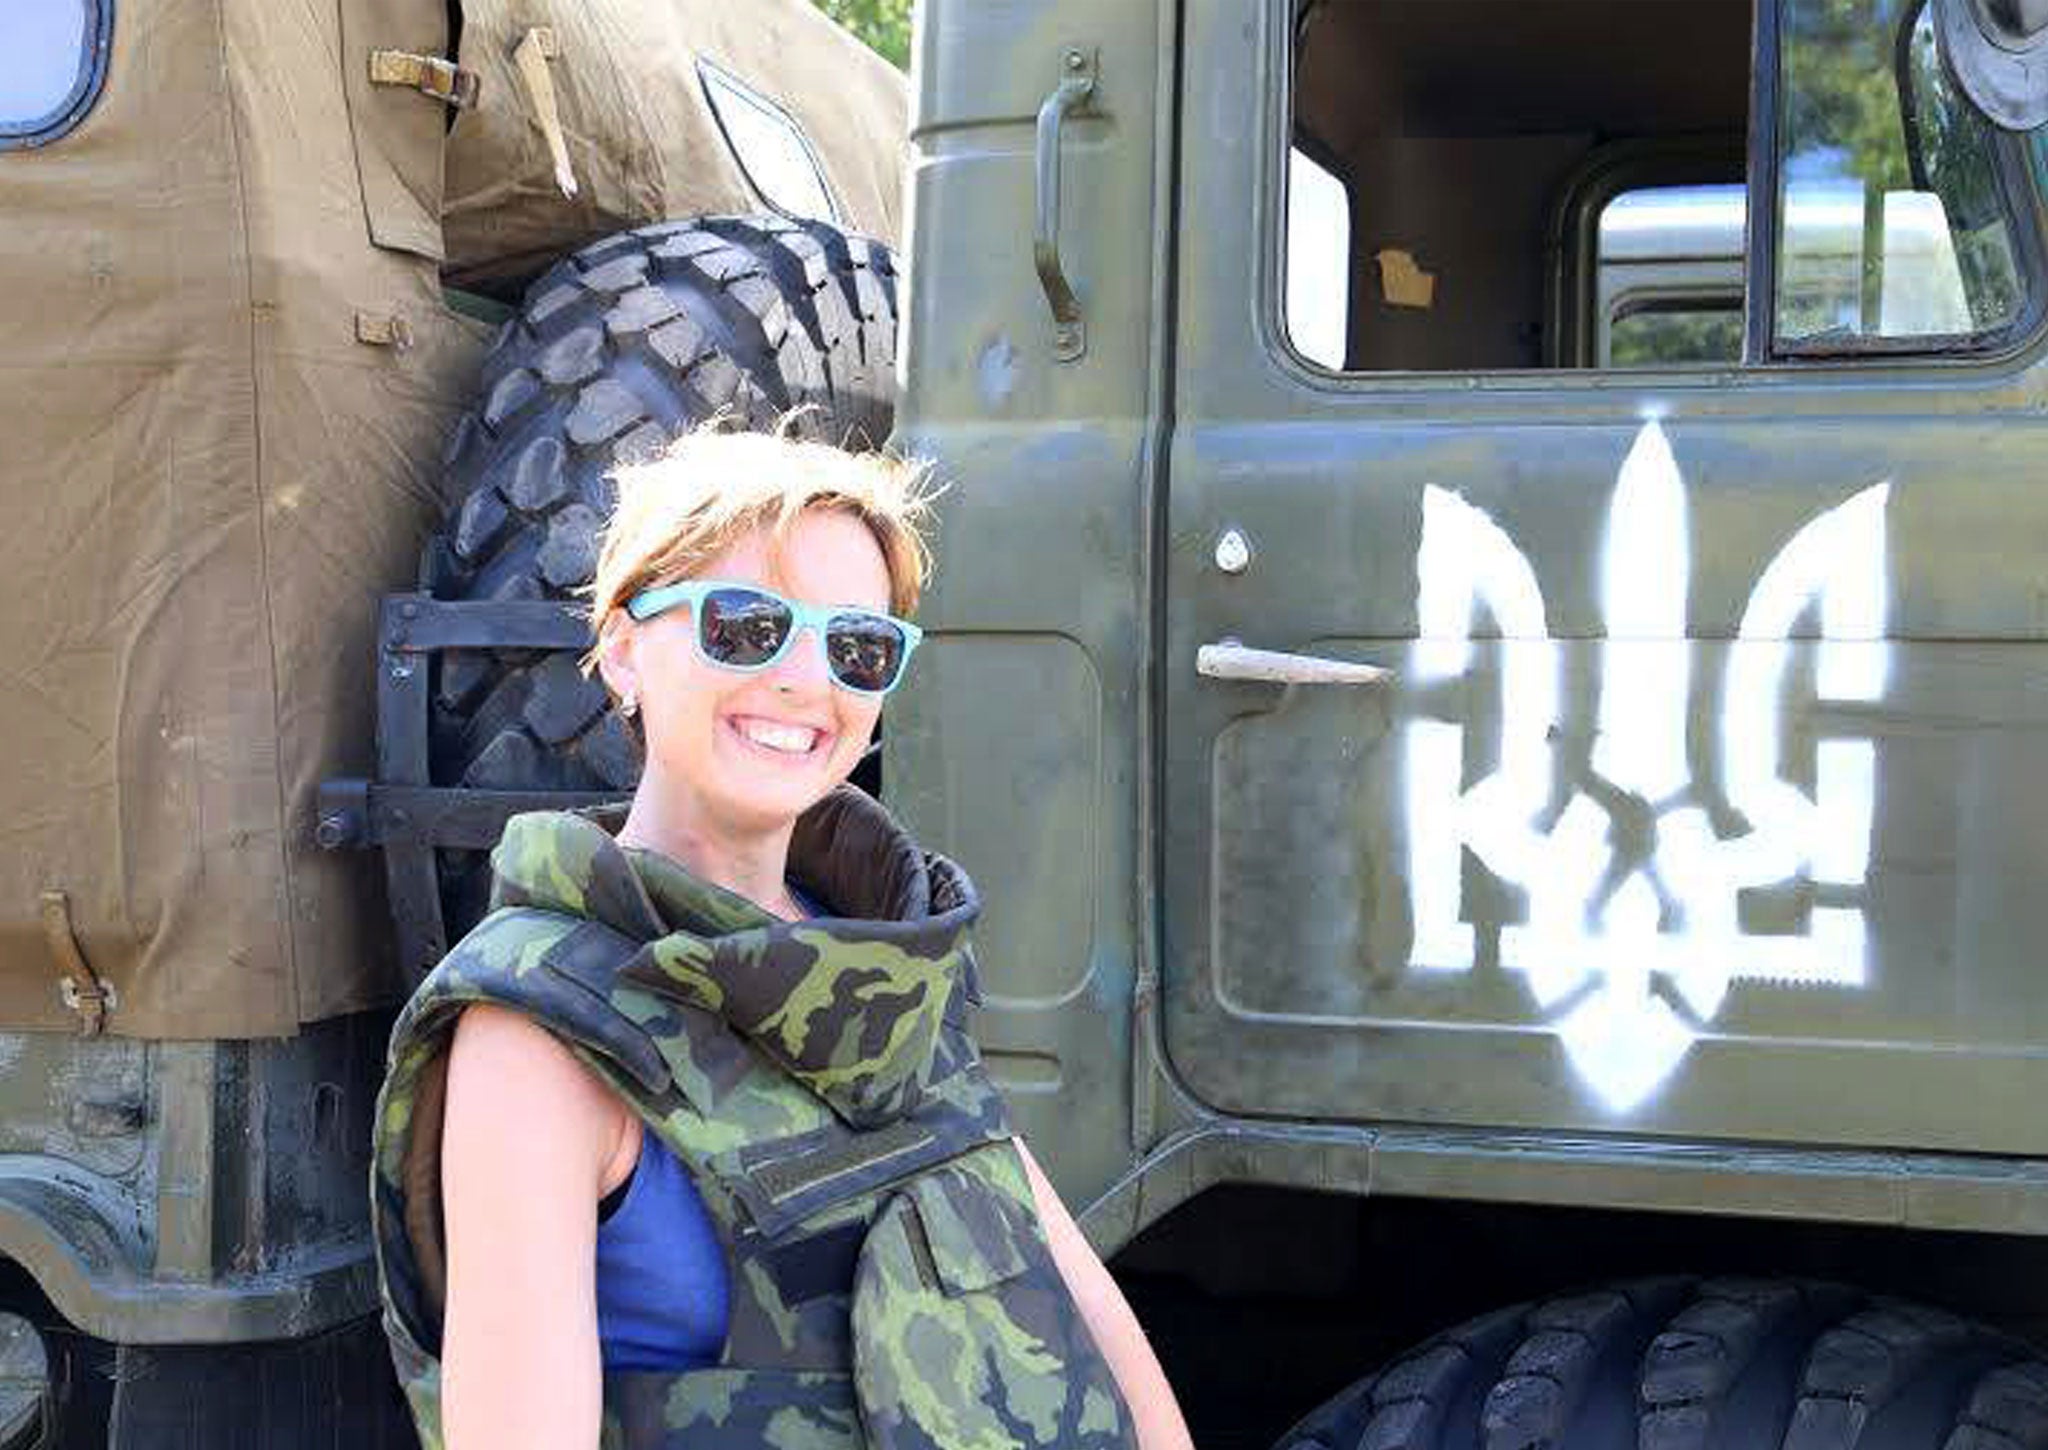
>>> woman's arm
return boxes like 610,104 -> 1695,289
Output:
1015,1139 -> 1195,1450
439,1004 -> 634,1450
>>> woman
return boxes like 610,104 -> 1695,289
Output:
371,425 -> 1193,1450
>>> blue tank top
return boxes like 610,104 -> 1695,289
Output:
594,1131 -> 729,1372
593,881 -> 821,1372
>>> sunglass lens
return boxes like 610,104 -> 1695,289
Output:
825,614 -> 907,693
700,587 -> 793,667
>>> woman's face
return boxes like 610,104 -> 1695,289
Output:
606,509 -> 893,837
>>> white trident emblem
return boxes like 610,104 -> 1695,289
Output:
1404,421 -> 1890,1110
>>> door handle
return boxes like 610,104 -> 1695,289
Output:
1034,48 -> 1097,362
1197,640 -> 1393,686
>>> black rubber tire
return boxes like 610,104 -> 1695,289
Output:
1273,1278 -> 2048,1450
415,213 -> 898,929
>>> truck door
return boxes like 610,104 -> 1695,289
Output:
1163,0 -> 2048,1150
890,0 -> 1171,1200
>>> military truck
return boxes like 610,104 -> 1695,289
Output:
166,0 -> 2048,1441
876,0 -> 2048,1445
0,0 -> 901,1442
18,0 -> 2048,1443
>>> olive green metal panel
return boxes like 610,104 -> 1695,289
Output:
0,1036 -> 149,1181
886,0 -> 1172,1207
0,1017 -> 384,1343
1162,0 -> 2048,1153
889,635 -> 1106,1111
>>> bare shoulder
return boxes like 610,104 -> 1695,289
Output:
438,1008 -> 619,1443
444,1003 -> 629,1184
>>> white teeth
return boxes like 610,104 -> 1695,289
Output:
737,719 -> 819,755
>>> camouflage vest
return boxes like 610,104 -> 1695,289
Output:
370,788 -> 1138,1450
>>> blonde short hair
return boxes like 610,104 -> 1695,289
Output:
582,421 -> 935,676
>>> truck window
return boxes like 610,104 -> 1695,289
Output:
0,0 -> 110,151
1774,0 -> 2026,347
1282,0 -> 2038,372
697,58 -> 841,224
1597,184 -> 1746,366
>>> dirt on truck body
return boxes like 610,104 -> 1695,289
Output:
0,0 -> 902,1442
889,0 -> 2048,1445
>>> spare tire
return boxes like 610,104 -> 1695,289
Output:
1275,1277 -> 2048,1450
416,213 -> 898,930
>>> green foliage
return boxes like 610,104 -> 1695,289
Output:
808,0 -> 913,69
1610,308 -> 1745,369
1780,0 -> 1915,195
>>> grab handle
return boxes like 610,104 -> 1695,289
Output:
1034,48 -> 1097,362
1197,640 -> 1393,687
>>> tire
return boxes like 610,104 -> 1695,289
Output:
1273,1278 -> 2048,1450
416,213 -> 898,932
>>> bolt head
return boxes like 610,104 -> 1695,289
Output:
1214,528 -> 1254,575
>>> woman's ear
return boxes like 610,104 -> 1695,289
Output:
594,612 -> 640,709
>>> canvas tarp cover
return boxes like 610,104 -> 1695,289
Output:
0,0 -> 489,1037
441,0 -> 907,288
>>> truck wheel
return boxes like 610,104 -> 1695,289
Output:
1275,1278 -> 2048,1450
416,214 -> 897,928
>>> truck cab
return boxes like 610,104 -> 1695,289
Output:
893,0 -> 2048,1441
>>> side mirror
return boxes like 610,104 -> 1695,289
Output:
1933,0 -> 2048,129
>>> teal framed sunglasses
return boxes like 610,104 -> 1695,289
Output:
625,579 -> 924,696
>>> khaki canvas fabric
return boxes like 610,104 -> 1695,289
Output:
442,0 -> 906,288
0,0 -> 487,1037
0,0 -> 904,1038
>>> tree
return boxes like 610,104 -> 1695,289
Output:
808,0 -> 913,70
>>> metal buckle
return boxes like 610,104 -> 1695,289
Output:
39,891 -> 115,1036
367,49 -> 480,110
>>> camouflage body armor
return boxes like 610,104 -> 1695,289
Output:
371,788 -> 1138,1450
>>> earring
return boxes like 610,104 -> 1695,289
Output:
620,693 -> 639,718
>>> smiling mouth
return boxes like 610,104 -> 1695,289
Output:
727,715 -> 826,759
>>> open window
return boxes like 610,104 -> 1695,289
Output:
1282,0 -> 2042,373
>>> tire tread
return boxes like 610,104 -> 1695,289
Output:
416,215 -> 898,949
1279,1281 -> 2048,1450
